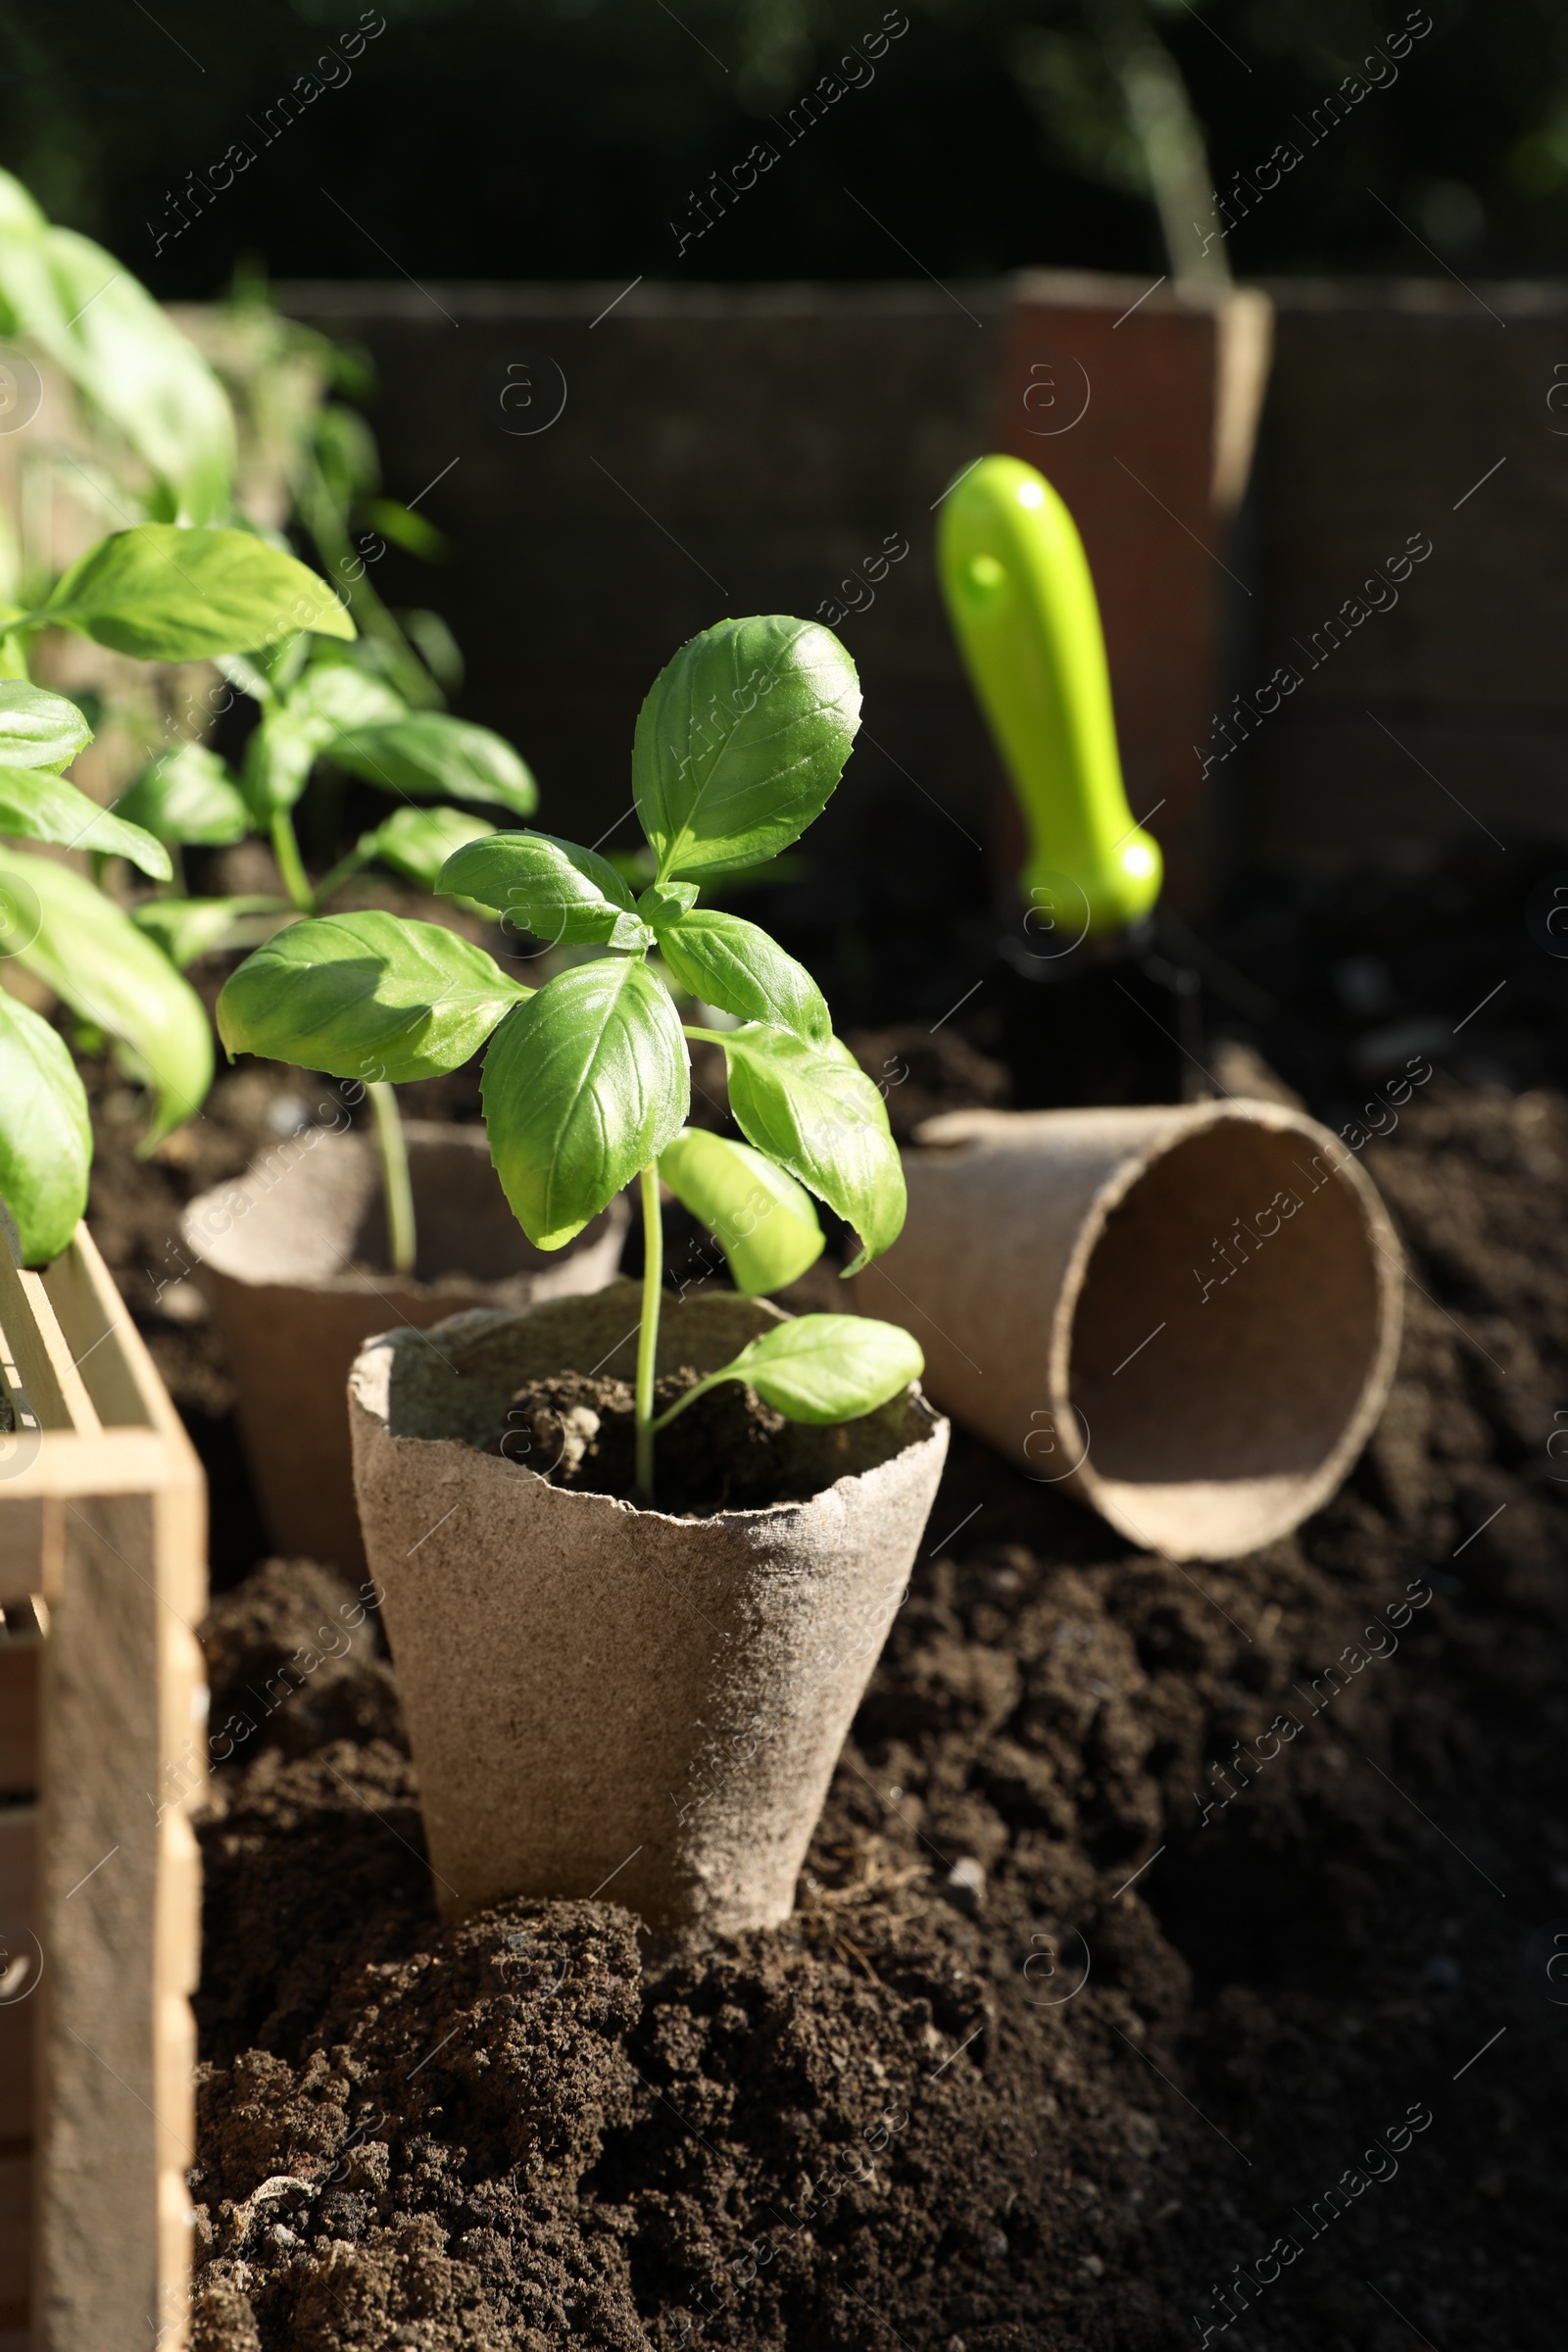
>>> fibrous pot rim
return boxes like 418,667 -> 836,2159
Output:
350,1288 -> 949,1533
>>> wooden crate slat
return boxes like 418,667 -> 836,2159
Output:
0,1225 -> 206,2352
0,1256 -> 97,1442
0,1432 -> 181,1505
38,1246 -> 179,1439
35,1491 -> 165,2342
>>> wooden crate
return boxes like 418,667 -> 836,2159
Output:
0,1227 -> 205,2351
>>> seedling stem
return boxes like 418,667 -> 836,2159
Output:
270,808 -> 314,912
634,1161 -> 662,1503
368,1080 -> 416,1276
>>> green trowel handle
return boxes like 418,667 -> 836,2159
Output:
938,454 -> 1161,937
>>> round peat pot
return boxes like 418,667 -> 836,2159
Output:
858,1102 -> 1402,1562
348,1281 -> 949,1935
184,1122 -> 627,1571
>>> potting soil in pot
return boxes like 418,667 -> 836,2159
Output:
481,1369 -> 819,1514
185,1084 -> 1565,2351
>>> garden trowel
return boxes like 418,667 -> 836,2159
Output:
938,453 -> 1208,1105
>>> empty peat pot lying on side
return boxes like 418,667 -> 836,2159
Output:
859,1100 -> 1402,1562
184,1122 -> 627,1570
349,1281 -> 949,1936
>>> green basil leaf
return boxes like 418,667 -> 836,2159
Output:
369,805 -> 495,893
439,830 -> 653,948
0,680 -> 93,770
654,907 -> 829,1043
658,1127 -> 823,1296
703,1314 -> 923,1424
637,880 -> 699,924
0,767 -> 171,879
242,658 -> 405,816
0,180 -> 234,522
0,849 -> 213,1144
717,1026 -> 905,1276
130,898 -> 252,968
218,910 -> 528,1084
482,956 -> 687,1249
118,741 -> 251,846
633,614 -> 859,881
0,988 -> 91,1265
328,713 -> 538,815
39,527 -> 355,662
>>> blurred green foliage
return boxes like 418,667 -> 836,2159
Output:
0,1 -> 1557,291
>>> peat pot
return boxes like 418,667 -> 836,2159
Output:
348,1282 -> 949,1936
858,1101 -> 1402,1563
185,1121 -> 627,1573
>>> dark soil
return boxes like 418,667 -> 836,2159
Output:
481,1369 -> 816,1517
184,1081 -> 1568,2351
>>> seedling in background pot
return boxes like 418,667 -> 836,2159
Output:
218,613 -> 922,1502
119,629 -> 540,1275
0,522 -> 360,1265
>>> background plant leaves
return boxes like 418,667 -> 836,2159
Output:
0,847 -> 213,1144
0,678 -> 93,769
39,526 -> 355,662
0,168 -> 234,523
0,767 -> 171,878
369,805 -> 495,893
0,988 -> 91,1264
242,659 -> 404,816
118,740 -> 250,846
328,711 -> 538,814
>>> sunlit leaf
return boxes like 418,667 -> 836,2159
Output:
663,1313 -> 923,1427
329,712 -> 537,814
0,767 -> 171,878
439,830 -> 652,947
39,526 -> 355,662
218,909 -> 527,1084
0,172 -> 234,521
716,1025 -> 905,1275
633,615 -> 858,880
0,848 -> 213,1143
658,1126 -> 823,1295
482,956 -> 687,1249
368,805 -> 495,893
117,741 -> 250,846
0,679 -> 93,770
652,906 -> 829,1042
0,988 -> 90,1264
243,658 -> 404,816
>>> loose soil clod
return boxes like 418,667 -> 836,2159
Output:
187,1085 -> 1568,2351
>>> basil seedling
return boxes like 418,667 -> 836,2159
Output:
218,614 -> 920,1502
120,639 -> 538,1273
0,528 -> 363,1263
